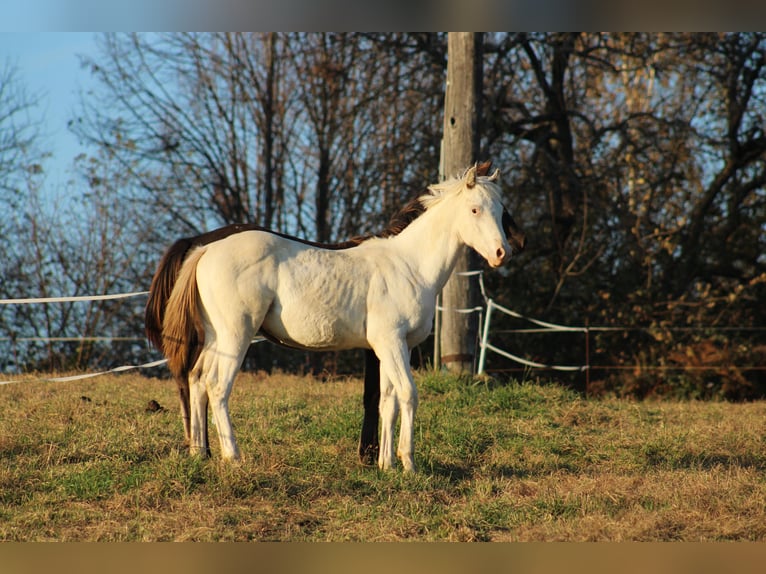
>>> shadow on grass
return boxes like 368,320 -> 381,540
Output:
422,460 -> 546,483
643,448 -> 766,472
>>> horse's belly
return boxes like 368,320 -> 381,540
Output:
261,304 -> 368,351
258,249 -> 372,350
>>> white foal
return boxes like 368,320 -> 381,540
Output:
161,164 -> 511,471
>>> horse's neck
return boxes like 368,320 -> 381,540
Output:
392,200 -> 464,290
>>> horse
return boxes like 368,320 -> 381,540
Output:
145,200 -> 525,466
148,164 -> 525,470
145,195 -> 434,464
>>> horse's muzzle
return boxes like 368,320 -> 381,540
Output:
488,245 -> 509,267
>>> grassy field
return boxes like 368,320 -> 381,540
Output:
0,369 -> 765,541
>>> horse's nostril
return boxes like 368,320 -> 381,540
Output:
496,247 -> 505,261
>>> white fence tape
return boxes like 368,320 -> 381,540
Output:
482,342 -> 586,372
477,298 -> 590,374
486,299 -> 587,333
1,284 -> 588,381
0,358 -> 168,386
0,291 -> 149,305
0,290 -> 165,386
435,305 -> 483,314
433,269 -> 586,374
0,337 -> 145,342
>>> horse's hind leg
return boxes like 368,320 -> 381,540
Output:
205,335 -> 251,461
189,365 -> 210,457
174,374 -> 192,444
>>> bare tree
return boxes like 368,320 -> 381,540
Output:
0,62 -> 47,370
284,33 -> 444,242
479,33 -> 765,396
74,33 -> 293,235
74,33 -> 444,243
0,62 -> 46,200
3,149 -> 153,372
11,32 -> 756,396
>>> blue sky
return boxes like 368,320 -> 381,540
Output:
0,32 -> 99,191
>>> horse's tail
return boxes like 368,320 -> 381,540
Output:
145,237 -> 196,353
162,246 -> 207,440
145,237 -> 198,443
163,245 -> 207,381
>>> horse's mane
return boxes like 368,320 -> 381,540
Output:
378,161 -> 497,235
375,196 -> 426,239
419,163 -> 501,212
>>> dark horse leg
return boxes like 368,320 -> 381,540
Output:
359,349 -> 381,465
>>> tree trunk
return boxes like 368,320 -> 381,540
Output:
438,32 -> 483,374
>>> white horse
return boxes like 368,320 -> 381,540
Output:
162,164 -> 512,472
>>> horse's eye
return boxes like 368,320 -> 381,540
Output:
471,207 -> 480,215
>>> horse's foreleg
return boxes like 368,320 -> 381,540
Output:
395,367 -> 418,473
375,339 -> 417,473
377,371 -> 398,471
359,350 -> 381,466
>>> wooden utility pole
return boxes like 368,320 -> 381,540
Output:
438,32 -> 483,374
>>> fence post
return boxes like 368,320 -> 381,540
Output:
477,298 -> 493,374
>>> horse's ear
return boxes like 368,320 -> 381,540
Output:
488,168 -> 500,182
476,161 -> 492,177
465,164 -> 477,188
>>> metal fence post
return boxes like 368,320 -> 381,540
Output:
477,298 -> 493,374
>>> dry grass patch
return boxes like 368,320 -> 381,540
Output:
1,369 -> 764,541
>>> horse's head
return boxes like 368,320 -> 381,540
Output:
476,161 -> 527,256
455,164 -> 512,268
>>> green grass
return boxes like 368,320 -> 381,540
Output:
1,370 -> 765,541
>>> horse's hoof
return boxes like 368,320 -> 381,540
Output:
397,450 -> 416,473
359,444 -> 379,467
190,446 -> 211,458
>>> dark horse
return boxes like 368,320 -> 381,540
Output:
144,162 -> 526,465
